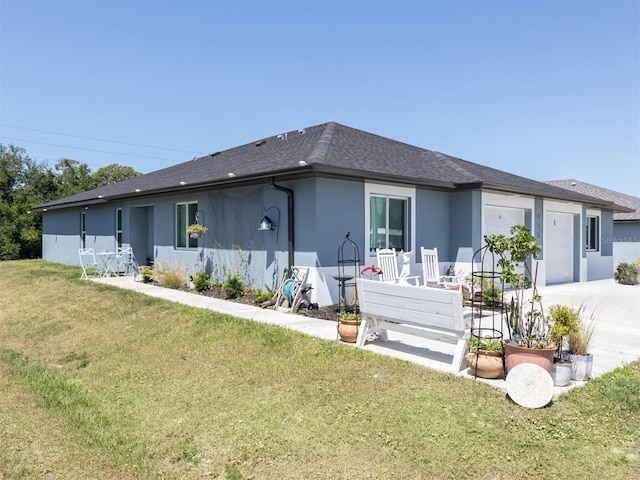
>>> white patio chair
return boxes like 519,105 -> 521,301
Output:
116,246 -> 137,275
421,247 -> 463,288
78,248 -> 99,279
375,248 -> 419,285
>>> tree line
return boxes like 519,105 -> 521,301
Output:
0,143 -> 140,260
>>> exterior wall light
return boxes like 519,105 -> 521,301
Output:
259,216 -> 274,231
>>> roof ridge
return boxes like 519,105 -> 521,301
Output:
431,151 -> 480,183
307,122 -> 336,164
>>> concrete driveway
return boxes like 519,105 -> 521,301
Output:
536,279 -> 640,378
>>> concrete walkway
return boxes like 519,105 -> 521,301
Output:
94,276 -> 640,396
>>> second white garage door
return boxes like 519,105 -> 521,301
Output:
545,212 -> 574,284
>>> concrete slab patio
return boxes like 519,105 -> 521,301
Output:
94,276 -> 639,397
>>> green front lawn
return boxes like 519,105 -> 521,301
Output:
0,260 -> 638,479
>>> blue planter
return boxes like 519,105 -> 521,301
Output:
562,353 -> 593,381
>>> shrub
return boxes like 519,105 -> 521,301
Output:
481,279 -> 502,307
140,266 -> 154,283
548,304 -> 580,358
253,287 -> 274,304
190,270 -> 210,293
468,335 -> 503,353
155,262 -> 187,289
222,274 -> 245,299
614,261 -> 639,285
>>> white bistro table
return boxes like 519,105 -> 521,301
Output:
96,251 -> 118,277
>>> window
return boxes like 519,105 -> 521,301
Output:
586,215 -> 599,251
81,212 -> 86,249
369,195 -> 408,252
176,202 -> 198,248
116,209 -> 123,249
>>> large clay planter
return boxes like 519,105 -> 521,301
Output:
562,353 -> 593,381
466,350 -> 504,379
337,321 -> 361,343
504,342 -> 555,374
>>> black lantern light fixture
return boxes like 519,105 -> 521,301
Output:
258,206 -> 280,232
259,216 -> 274,231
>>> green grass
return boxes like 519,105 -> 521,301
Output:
1,260 -> 639,479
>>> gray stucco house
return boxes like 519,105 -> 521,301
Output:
546,179 -> 640,270
34,122 -> 629,306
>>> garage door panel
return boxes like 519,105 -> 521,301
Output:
545,212 -> 573,284
484,206 -> 525,274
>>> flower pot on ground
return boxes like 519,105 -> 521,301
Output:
337,312 -> 361,343
562,309 -> 597,381
562,353 -> 594,381
486,225 -> 558,375
547,304 -> 580,386
504,341 -> 556,374
466,334 -> 504,379
551,361 -> 573,386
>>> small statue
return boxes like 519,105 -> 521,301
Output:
398,250 -> 413,283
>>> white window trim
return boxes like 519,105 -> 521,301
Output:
81,212 -> 86,249
116,208 -> 123,249
364,182 -> 416,257
176,201 -> 199,249
585,209 -> 600,252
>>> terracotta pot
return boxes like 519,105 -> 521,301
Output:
562,353 -> 593,381
504,342 -> 555,374
551,361 -> 573,386
337,320 -> 361,343
466,350 -> 504,379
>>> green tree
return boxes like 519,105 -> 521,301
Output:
0,143 -> 140,259
54,158 -> 93,197
90,163 -> 139,188
0,144 -> 58,259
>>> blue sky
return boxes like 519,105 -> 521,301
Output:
1,0 -> 638,196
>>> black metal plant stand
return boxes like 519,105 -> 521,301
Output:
470,239 -> 505,379
335,232 -> 361,316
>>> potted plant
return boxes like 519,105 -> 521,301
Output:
562,307 -> 597,381
547,304 -> 580,386
187,223 -> 208,239
337,311 -> 361,343
486,225 -> 556,374
466,334 -> 504,379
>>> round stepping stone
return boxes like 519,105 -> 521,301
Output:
505,363 -> 554,408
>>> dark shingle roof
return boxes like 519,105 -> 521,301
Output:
34,122 -> 620,211
545,179 -> 640,221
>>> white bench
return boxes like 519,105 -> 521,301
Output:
355,278 -> 471,373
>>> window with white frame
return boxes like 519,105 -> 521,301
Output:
116,208 -> 123,249
81,212 -> 86,249
365,184 -> 414,254
586,215 -> 599,251
176,202 -> 198,249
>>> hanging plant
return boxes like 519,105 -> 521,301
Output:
187,223 -> 208,238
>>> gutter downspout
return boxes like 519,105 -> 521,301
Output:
270,178 -> 294,270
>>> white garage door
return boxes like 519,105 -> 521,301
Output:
545,212 -> 574,284
484,206 -> 525,272
485,206 -> 524,237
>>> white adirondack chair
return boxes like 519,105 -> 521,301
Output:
375,248 -> 419,285
420,246 -> 463,288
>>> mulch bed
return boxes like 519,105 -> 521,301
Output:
198,284 -> 343,322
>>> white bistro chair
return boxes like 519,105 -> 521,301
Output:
116,246 -> 139,279
78,248 -> 100,279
